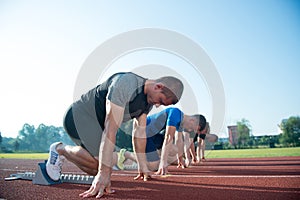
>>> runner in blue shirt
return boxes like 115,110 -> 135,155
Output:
116,107 -> 207,179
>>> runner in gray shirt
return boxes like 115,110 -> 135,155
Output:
45,72 -> 184,198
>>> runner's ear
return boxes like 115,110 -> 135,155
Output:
154,83 -> 164,91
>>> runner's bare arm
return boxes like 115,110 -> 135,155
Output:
80,100 -> 124,198
175,131 -> 185,168
156,126 -> 176,175
132,114 -> 150,181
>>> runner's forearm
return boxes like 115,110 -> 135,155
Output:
132,119 -> 148,172
160,134 -> 172,168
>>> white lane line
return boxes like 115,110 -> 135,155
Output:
114,174 -> 300,178
0,168 -> 86,175
2,168 -> 300,178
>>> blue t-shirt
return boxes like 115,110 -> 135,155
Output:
146,107 -> 184,137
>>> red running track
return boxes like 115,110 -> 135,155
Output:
1,157 -> 300,200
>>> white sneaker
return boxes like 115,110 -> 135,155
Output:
124,162 -> 138,170
46,142 -> 64,181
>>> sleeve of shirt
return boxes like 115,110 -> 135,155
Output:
107,74 -> 137,107
166,108 -> 183,129
143,105 -> 153,115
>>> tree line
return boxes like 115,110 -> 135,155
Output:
0,121 -> 134,153
0,123 -> 75,152
0,116 -> 299,153
214,116 -> 300,149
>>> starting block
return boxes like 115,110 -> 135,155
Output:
5,160 -> 94,185
33,160 -> 61,185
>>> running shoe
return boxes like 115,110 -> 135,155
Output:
46,142 -> 64,181
117,148 -> 126,170
124,161 -> 138,170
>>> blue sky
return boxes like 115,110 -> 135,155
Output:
0,0 -> 299,138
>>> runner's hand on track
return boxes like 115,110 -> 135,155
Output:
191,158 -> 197,164
155,166 -> 169,175
185,158 -> 192,167
79,169 -> 115,198
134,172 -> 151,181
177,162 -> 187,169
177,157 -> 187,168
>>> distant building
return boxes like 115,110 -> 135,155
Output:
228,125 -> 238,146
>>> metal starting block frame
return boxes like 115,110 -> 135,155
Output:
5,160 -> 94,185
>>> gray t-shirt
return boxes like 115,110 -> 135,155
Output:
73,72 -> 153,129
69,72 -> 153,156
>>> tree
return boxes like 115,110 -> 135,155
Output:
17,124 -> 36,151
14,140 -> 20,151
237,119 -> 251,148
15,123 -> 75,152
0,131 -> 2,152
279,116 -> 300,147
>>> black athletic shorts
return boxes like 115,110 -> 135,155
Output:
199,134 -> 206,140
63,107 -> 88,150
193,133 -> 206,143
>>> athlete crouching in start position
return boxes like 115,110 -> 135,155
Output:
184,122 -> 218,165
145,107 -> 206,175
113,107 -> 207,175
45,72 -> 184,198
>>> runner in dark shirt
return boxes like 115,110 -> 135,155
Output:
45,72 -> 184,198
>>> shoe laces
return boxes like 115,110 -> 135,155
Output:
49,151 -> 64,172
49,151 -> 59,165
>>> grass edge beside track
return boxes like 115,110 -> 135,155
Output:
1,147 -> 300,159
0,153 -> 49,159
206,147 -> 300,158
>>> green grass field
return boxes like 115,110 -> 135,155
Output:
0,153 -> 49,159
206,147 -> 300,158
0,147 -> 300,159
